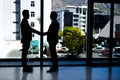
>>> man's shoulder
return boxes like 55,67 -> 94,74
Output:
54,20 -> 59,24
21,19 -> 28,26
21,19 -> 28,23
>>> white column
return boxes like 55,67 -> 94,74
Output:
43,0 -> 51,42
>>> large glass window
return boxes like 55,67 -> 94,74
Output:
0,0 -> 40,59
112,4 -> 120,59
0,0 -> 120,66
92,3 -> 110,58
48,0 -> 87,60
92,3 -> 120,60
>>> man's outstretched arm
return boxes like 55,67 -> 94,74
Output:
30,28 -> 41,35
30,27 -> 49,36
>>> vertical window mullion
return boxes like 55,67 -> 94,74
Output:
109,2 -> 114,64
87,0 -> 93,66
40,0 -> 44,66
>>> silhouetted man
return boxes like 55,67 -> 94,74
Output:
21,10 -> 40,72
43,11 -> 59,72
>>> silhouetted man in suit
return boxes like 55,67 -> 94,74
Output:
21,10 -> 40,72
42,11 -> 59,72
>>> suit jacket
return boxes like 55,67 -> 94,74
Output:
47,20 -> 59,44
21,19 -> 32,43
21,19 -> 40,43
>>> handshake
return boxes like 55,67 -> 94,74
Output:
33,29 -> 47,36
31,27 -> 47,36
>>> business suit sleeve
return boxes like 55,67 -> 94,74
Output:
30,27 -> 41,35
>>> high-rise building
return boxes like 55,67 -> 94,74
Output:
57,5 -> 87,32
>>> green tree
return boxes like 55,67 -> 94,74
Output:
58,30 -> 63,39
63,26 -> 85,56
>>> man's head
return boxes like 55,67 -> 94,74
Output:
22,10 -> 29,19
50,11 -> 57,20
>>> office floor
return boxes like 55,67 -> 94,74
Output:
0,66 -> 120,80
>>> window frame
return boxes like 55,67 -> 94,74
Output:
87,0 -> 120,65
31,1 -> 35,7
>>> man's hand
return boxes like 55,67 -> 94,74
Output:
38,32 -> 42,35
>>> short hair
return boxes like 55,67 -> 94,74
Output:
22,10 -> 29,16
51,11 -> 57,19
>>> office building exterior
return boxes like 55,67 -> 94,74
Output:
57,5 -> 110,37
57,5 -> 87,32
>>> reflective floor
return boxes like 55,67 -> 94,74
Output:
0,66 -> 120,80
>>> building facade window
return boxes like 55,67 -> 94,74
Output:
74,19 -> 79,22
73,23 -> 78,26
73,15 -> 79,17
83,8 -> 87,15
32,34 -> 35,37
31,1 -> 35,7
31,12 -> 35,17
31,22 -> 35,27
